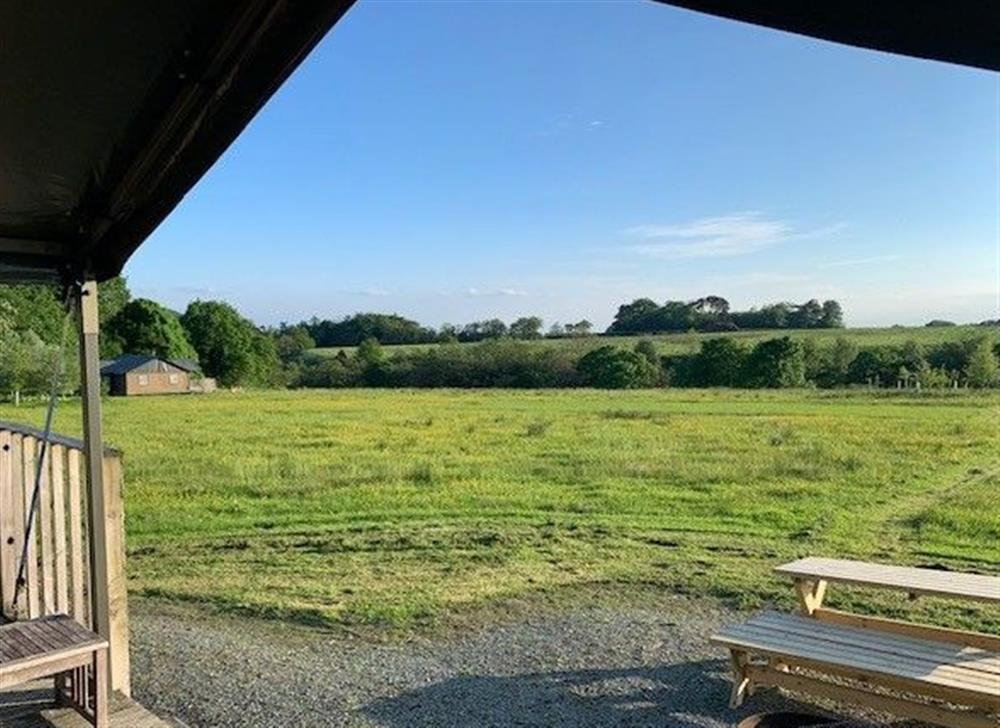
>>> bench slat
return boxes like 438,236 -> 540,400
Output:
712,613 -> 1000,697
718,623 -> 998,694
751,611 -> 1000,675
0,615 -> 106,672
776,558 -> 1000,603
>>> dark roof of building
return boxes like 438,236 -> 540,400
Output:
100,354 -> 200,376
0,1 -> 995,284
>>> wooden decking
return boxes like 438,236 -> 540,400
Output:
0,684 -> 178,728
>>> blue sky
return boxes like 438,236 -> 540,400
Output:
128,1 -> 999,329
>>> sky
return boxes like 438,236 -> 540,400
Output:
127,0 -> 999,330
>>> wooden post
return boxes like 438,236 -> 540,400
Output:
794,577 -> 827,615
76,278 -> 124,695
0,429 -> 14,617
102,452 -> 131,696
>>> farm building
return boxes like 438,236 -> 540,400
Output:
100,354 -> 212,396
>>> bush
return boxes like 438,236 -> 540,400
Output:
577,346 -> 659,389
964,337 -> 999,387
743,337 -> 806,388
695,338 -> 748,387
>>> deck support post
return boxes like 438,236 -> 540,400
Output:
76,278 -> 116,692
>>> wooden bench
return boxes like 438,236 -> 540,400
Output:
712,558 -> 1000,728
1,614 -> 108,728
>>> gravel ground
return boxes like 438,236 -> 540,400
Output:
129,596 -> 915,728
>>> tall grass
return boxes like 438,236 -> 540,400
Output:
2,388 -> 996,630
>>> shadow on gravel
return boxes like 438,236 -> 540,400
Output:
362,658 -> 816,728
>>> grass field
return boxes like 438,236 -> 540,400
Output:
2,388 -> 998,632
311,324 -> 998,358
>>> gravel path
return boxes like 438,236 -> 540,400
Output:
129,596 -> 902,728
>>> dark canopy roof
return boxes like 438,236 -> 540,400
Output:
1,1 -> 354,283
1,1 -> 996,285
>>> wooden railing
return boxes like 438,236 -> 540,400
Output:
0,421 -> 130,696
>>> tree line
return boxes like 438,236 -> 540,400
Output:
298,312 -> 594,347
291,334 -> 999,390
608,296 -> 843,334
288,296 -> 841,349
0,281 -> 997,398
0,280 -> 283,397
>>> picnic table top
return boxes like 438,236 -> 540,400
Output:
775,557 -> 1000,604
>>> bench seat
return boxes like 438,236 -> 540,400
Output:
0,615 -> 108,727
713,611 -> 999,727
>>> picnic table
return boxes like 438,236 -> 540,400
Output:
712,557 -> 1000,728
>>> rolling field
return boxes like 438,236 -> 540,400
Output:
2,388 -> 998,631
310,324 -> 998,358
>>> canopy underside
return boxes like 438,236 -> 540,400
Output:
0,0 -> 996,284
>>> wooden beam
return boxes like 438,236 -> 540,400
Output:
794,577 -> 827,615
0,237 -> 72,258
102,452 -> 131,697
76,278 -> 114,693
813,608 -> 1000,652
747,664 -> 996,728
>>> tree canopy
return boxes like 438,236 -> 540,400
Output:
105,298 -> 198,361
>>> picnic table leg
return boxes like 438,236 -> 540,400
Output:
93,649 -> 108,728
794,578 -> 827,615
728,649 -> 750,708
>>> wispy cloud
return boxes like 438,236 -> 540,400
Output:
347,287 -> 392,297
624,213 -> 843,260
820,254 -> 900,269
704,271 -> 814,288
536,114 -> 606,137
462,287 -> 528,297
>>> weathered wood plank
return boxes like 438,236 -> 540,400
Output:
0,430 -> 16,616
712,612 -> 1000,699
748,664 -> 996,728
51,445 -> 69,615
38,444 -> 54,616
20,437 -> 39,619
813,607 -> 1000,653
776,557 -> 1000,603
67,448 -> 86,626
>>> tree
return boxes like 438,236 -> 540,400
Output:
481,319 -> 508,339
695,338 -> 747,387
964,337 -> 999,387
820,300 -> 844,328
607,298 -> 660,334
0,330 -> 57,404
813,336 -> 859,387
304,313 -> 436,347
743,337 -> 806,388
105,298 -> 198,360
690,295 -> 730,316
181,300 -> 277,387
565,320 -> 593,337
633,340 -> 662,383
98,277 -> 131,356
577,346 -> 658,389
789,299 -> 824,329
273,324 -> 315,364
509,316 -> 543,340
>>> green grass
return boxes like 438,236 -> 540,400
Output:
2,388 -> 998,631
310,324 -> 997,359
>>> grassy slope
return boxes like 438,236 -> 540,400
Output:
310,324 -> 998,358
4,389 -> 997,631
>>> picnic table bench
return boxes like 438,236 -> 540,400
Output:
0,614 -> 109,727
712,558 -> 1000,728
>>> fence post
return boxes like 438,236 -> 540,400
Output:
0,429 -> 14,617
102,452 -> 131,697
